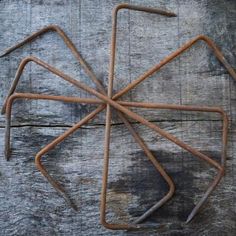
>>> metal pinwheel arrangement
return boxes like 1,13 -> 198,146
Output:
1,3 -> 236,230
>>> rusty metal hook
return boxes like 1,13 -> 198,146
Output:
1,4 -> 177,229
2,47 -> 175,229
102,3 -> 232,228
0,2 -> 234,230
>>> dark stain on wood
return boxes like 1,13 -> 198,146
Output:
0,0 -> 235,235
108,150 -> 221,223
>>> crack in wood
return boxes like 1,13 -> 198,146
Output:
0,118 -> 225,129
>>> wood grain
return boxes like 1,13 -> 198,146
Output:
0,0 -> 235,235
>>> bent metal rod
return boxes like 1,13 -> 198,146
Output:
1,3 -> 235,230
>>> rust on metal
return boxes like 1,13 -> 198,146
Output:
1,2 -> 235,230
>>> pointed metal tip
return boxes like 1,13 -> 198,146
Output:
186,213 -> 194,224
134,217 -> 144,225
61,192 -> 78,211
71,203 -> 78,211
1,108 -> 6,115
5,149 -> 11,161
170,12 -> 177,17
0,51 -> 7,58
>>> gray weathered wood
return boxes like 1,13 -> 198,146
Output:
0,0 -> 235,235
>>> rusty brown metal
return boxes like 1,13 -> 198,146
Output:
1,4 -> 177,230
1,2 -> 235,230
101,3 -> 231,229
2,47 -> 176,229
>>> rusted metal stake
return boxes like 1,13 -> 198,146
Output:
1,4 -> 177,230
102,3 -> 231,228
1,2 -> 235,230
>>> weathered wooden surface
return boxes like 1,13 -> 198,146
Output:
0,0 -> 235,235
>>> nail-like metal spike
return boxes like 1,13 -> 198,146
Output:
0,2 -> 234,231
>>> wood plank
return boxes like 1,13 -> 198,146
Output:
0,119 -> 234,235
0,0 -> 235,235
